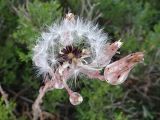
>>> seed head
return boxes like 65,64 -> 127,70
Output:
32,13 -> 144,105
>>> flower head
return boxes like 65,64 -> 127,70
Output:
32,13 -> 144,105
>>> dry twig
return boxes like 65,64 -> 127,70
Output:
80,0 -> 102,21
0,84 -> 9,107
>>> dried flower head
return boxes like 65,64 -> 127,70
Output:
32,13 -> 144,105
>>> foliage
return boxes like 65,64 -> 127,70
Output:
0,0 -> 159,120
0,98 -> 16,120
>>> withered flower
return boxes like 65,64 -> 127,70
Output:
32,13 -> 144,105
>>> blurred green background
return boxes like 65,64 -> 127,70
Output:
0,0 -> 160,120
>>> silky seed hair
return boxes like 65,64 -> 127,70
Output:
32,13 -> 108,76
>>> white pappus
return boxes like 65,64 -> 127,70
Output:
32,13 -> 144,105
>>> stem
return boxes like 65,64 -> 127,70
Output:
32,80 -> 55,120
